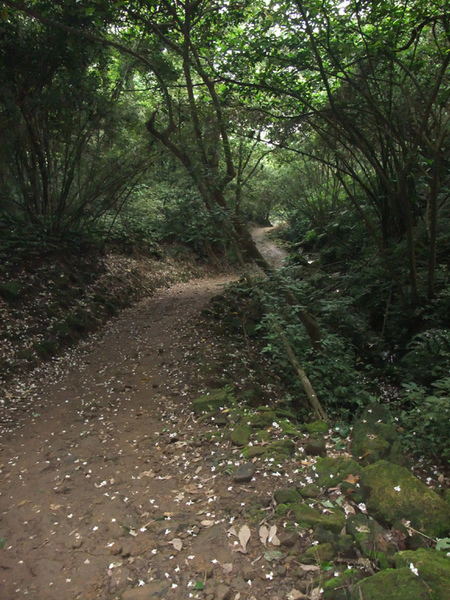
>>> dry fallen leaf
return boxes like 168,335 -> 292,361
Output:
238,525 -> 251,553
259,525 -> 269,547
201,520 -> 215,527
343,474 -> 360,485
298,564 -> 320,572
140,470 -> 155,477
170,538 -> 183,551
221,562 -> 233,574
228,526 -> 238,538
268,525 -> 280,546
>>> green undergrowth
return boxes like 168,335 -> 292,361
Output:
197,263 -> 450,467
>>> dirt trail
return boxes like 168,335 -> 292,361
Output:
0,232 -> 293,600
251,228 -> 286,269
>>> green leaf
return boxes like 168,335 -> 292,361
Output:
194,581 -> 204,590
436,538 -> 450,551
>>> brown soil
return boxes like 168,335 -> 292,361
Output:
1,233 -> 315,600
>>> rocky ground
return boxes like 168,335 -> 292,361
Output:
0,231 -> 449,600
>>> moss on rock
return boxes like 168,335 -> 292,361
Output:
305,420 -> 329,434
324,568 -> 364,600
249,409 -> 276,429
300,483 -> 321,499
350,568 -> 431,600
360,461 -> 450,538
231,423 -> 252,446
351,402 -> 403,466
346,513 -> 396,565
274,488 -> 301,505
266,439 -> 296,457
394,548 -> 450,599
314,457 -> 363,488
293,503 -> 346,533
301,542 -> 335,564
192,389 -> 230,415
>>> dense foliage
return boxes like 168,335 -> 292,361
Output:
0,0 -> 449,462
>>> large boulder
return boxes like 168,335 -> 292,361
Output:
394,548 -> 450,599
350,548 -> 450,600
350,568 -> 430,600
360,461 -> 450,538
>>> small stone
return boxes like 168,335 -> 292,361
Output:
242,565 -> 255,581
234,462 -> 256,483
279,531 -> 298,548
109,542 -> 122,555
215,583 -> 232,600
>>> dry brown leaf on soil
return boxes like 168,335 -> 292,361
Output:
298,564 -> 320,572
201,520 -> 215,527
170,538 -> 183,551
238,524 -> 251,553
221,562 -> 233,575
228,526 -> 238,538
259,525 -> 269,547
268,525 -> 280,546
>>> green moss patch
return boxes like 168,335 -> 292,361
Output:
351,568 -> 431,600
360,461 -> 450,538
192,389 -> 230,415
351,402 -> 402,466
313,457 -> 363,488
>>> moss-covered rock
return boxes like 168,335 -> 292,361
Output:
0,281 -> 22,303
274,488 -> 301,505
324,568 -> 364,600
300,483 -> 321,499
231,423 -> 252,446
305,420 -> 329,434
305,435 -> 327,456
293,503 -> 346,533
301,542 -> 335,564
360,461 -> 450,538
351,402 -> 403,466
313,457 -> 363,488
192,389 -> 230,415
245,445 -> 266,458
350,568 -> 431,600
249,409 -> 276,429
346,513 -> 396,566
266,439 -> 296,457
394,548 -> 450,599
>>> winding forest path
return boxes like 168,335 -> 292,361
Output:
0,230 -> 293,600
